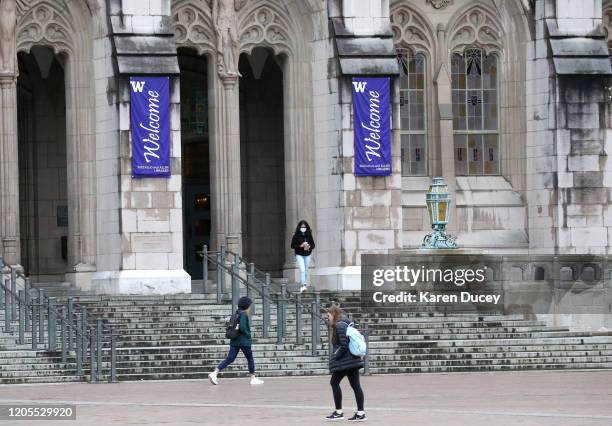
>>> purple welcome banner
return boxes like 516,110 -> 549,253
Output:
353,77 -> 392,176
130,76 -> 171,178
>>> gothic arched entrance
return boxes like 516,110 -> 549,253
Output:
17,47 -> 68,278
239,48 -> 286,274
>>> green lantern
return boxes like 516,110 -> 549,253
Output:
422,177 -> 458,249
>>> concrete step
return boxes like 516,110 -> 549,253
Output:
0,288 -> 609,384
369,362 -> 612,374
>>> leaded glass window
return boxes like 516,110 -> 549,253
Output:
398,49 -> 427,176
451,48 -> 499,175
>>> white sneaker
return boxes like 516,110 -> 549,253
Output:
300,285 -> 307,294
250,377 -> 264,385
208,372 -> 218,385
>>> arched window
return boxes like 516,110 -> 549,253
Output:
451,48 -> 499,175
398,48 -> 427,176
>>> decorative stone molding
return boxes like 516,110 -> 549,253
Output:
173,1 -> 297,57
238,3 -> 293,56
604,2 -> 612,52
391,4 -> 435,54
16,1 -> 75,55
447,5 -> 503,55
172,0 -> 216,56
0,0 -> 18,75
15,0 -> 31,17
427,0 -> 452,10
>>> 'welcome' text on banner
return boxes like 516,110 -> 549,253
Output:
130,76 -> 171,178
352,77 -> 392,176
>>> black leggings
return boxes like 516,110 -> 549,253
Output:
330,368 -> 364,411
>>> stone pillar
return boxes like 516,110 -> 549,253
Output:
0,75 -> 21,266
211,73 -> 242,254
435,65 -> 457,229
283,58 -> 316,270
435,25 -> 457,230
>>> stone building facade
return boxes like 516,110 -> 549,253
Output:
0,0 -> 611,297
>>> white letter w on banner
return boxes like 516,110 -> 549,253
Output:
352,81 -> 367,93
130,81 -> 146,93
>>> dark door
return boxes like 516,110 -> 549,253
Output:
183,181 -> 210,279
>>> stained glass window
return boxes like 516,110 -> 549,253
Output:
452,48 -> 499,175
398,49 -> 427,176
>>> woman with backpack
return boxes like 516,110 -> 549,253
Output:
290,220 -> 315,293
325,305 -> 366,422
208,296 -> 264,385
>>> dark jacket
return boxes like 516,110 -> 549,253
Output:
230,311 -> 252,347
329,318 -> 364,373
291,231 -> 315,256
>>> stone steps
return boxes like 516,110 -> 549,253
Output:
0,289 -> 610,383
0,376 -> 87,385
113,370 -> 330,381
370,362 -> 612,372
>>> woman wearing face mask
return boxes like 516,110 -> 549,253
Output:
291,220 -> 315,293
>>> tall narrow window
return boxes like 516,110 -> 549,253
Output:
398,49 -> 427,176
451,48 -> 499,175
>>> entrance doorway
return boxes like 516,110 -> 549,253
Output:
17,47 -> 68,279
239,48 -> 286,274
179,48 -> 210,279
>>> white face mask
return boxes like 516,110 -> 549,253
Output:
300,227 -> 307,233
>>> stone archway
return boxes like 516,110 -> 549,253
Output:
6,0 -> 97,279
173,0 -> 316,272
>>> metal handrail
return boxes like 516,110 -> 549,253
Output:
201,247 -> 326,320
0,259 -> 115,334
199,246 -> 326,354
0,258 -> 118,383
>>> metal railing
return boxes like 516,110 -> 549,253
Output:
198,245 -> 371,368
199,245 -> 327,356
0,258 -> 118,383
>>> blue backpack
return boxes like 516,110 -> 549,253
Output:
346,322 -> 367,357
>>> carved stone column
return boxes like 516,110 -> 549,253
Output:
283,58 -> 315,270
0,75 -> 21,266
210,72 -> 242,254
435,25 -> 457,230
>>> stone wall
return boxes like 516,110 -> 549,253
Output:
91,0 -> 189,294
555,77 -> 611,254
310,3 -> 346,287
94,2 -> 122,279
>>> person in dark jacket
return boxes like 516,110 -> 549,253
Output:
325,305 -> 366,422
290,220 -> 315,293
208,297 -> 264,385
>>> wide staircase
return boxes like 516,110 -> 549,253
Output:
3,289 -> 611,383
1,251 -> 612,384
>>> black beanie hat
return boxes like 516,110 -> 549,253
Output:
238,296 -> 253,310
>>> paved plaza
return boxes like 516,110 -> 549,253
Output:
0,371 -> 610,425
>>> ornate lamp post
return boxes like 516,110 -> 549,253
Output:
421,177 -> 458,249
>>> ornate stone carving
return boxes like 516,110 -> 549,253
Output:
239,3 -> 292,55
172,0 -> 216,56
391,5 -> 435,54
604,3 -> 612,53
0,0 -> 18,75
427,0 -> 452,9
212,0 -> 247,78
448,6 -> 502,55
16,2 -> 75,55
